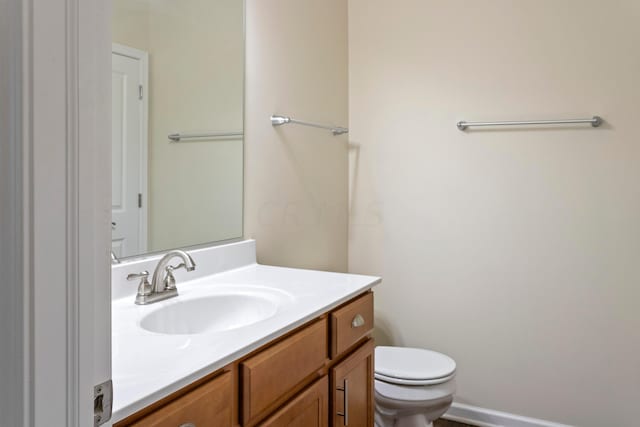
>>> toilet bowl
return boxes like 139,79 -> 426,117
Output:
374,346 -> 456,427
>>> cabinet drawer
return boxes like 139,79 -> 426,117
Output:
330,292 -> 374,358
128,371 -> 232,427
241,318 -> 328,425
259,376 -> 328,427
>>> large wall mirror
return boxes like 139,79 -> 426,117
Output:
111,0 -> 244,259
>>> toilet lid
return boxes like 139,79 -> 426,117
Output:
375,346 -> 456,386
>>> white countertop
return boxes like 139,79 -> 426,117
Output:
111,241 -> 380,422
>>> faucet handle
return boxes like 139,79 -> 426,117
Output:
127,271 -> 152,297
163,265 -> 179,291
127,270 -> 149,281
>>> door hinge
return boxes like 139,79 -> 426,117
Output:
94,379 -> 112,426
138,84 -> 143,100
138,193 -> 143,208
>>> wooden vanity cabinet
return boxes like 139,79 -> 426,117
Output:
115,291 -> 374,427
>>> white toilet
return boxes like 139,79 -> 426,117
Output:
374,346 -> 457,427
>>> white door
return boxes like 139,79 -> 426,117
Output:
111,44 -> 148,258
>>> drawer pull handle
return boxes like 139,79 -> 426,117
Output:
336,379 -> 349,425
351,314 -> 365,328
179,424 -> 195,427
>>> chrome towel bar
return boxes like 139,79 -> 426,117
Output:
271,115 -> 348,136
457,116 -> 603,131
168,131 -> 243,142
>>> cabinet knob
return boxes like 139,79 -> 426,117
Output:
351,314 -> 365,328
179,424 -> 195,427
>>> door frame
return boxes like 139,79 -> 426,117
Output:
112,42 -> 149,255
1,0 -> 112,425
0,0 -> 25,425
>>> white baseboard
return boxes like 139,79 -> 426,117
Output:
443,402 -> 574,427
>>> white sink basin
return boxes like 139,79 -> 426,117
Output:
140,293 -> 280,335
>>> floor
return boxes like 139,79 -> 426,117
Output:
434,419 -> 475,427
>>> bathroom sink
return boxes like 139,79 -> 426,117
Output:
139,293 -> 280,335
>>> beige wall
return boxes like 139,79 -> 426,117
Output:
244,0 -> 349,271
112,0 -> 149,50
112,0 -> 244,254
349,1 -> 640,426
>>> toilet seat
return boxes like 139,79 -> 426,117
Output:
375,371 -> 455,386
375,346 -> 456,386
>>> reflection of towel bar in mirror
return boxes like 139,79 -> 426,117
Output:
271,115 -> 349,136
168,131 -> 244,142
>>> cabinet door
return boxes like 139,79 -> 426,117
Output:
259,376 -> 329,427
127,371 -> 233,427
331,339 -> 374,427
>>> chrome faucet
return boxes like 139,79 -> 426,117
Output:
127,250 -> 196,305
